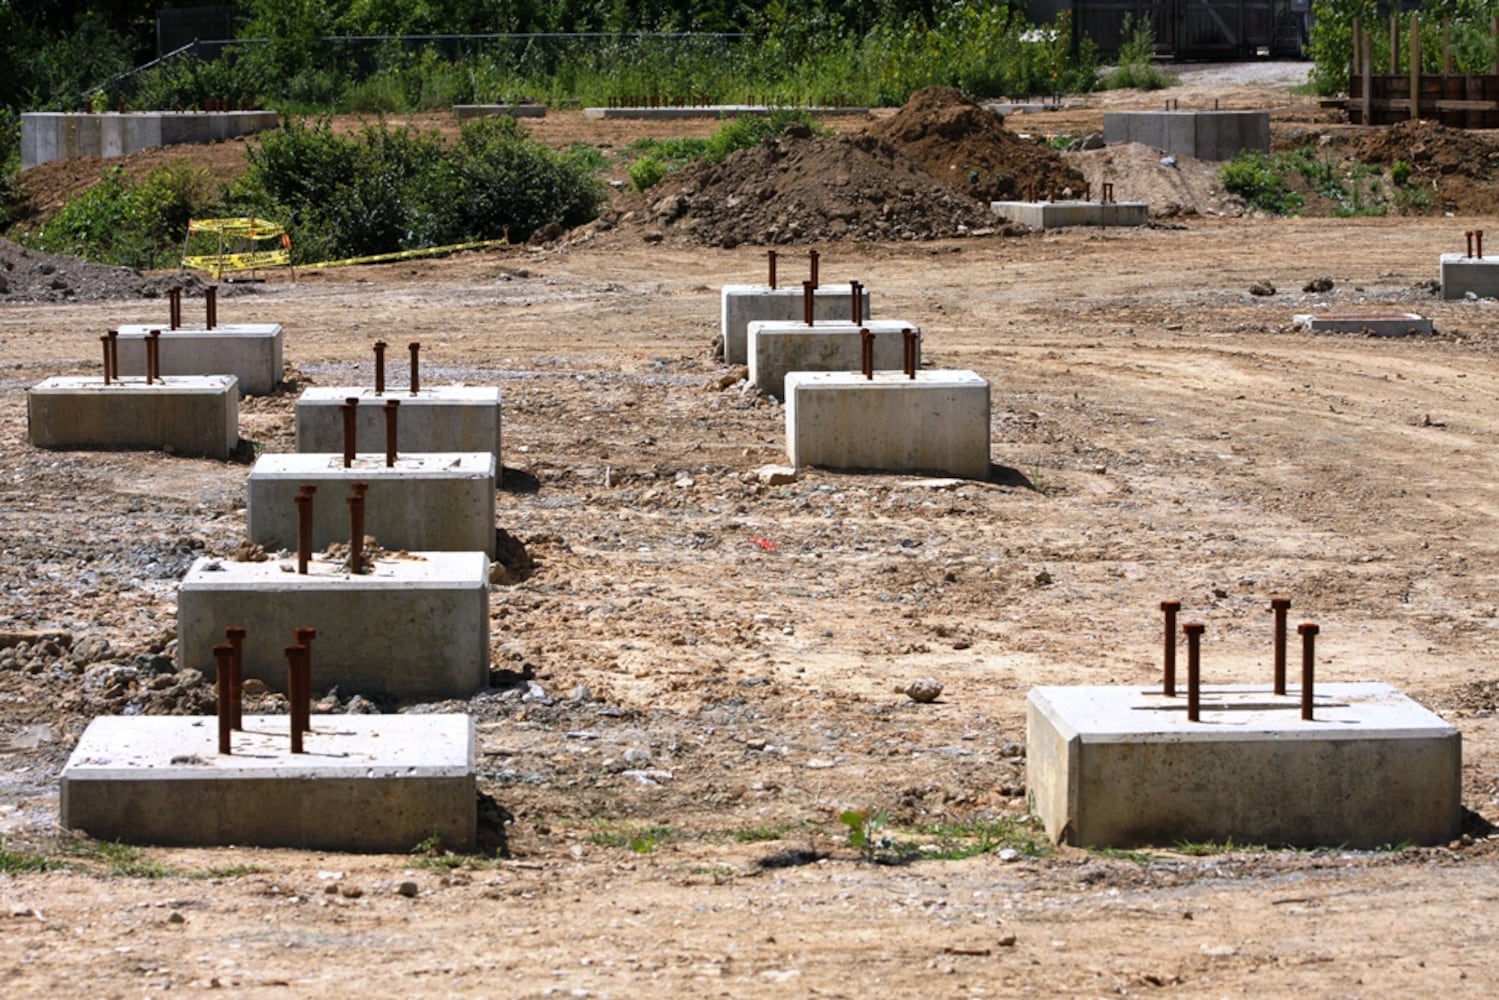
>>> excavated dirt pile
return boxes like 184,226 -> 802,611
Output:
867,86 -> 1087,201
612,129 -> 996,247
0,237 -> 203,302
1354,119 -> 1499,215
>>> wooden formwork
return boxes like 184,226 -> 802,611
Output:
1344,13 -> 1499,127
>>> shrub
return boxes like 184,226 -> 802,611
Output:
25,162 -> 215,269
1220,152 -> 1303,215
1101,15 -> 1175,91
629,155 -> 669,192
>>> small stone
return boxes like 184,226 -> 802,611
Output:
395,881 -> 419,898
755,464 -> 798,486
167,911 -> 185,924
901,677 -> 944,703
1303,276 -> 1334,293
997,934 -> 1017,947
996,847 -> 1020,862
1249,280 -> 1276,296
340,885 -> 364,899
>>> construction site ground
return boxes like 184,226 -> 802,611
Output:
3,69 -> 1499,997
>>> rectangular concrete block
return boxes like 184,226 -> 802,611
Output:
720,284 -> 872,366
453,103 -> 546,118
247,452 -> 496,556
177,552 -> 490,701
1440,253 -> 1499,300
990,201 -> 1149,229
60,714 -> 475,852
295,386 -> 502,465
1293,312 -> 1433,337
27,376 -> 238,459
114,324 -> 284,395
748,319 -> 919,400
1102,111 -> 1270,161
21,111 -> 279,170
1026,683 -> 1462,849
785,370 -> 991,480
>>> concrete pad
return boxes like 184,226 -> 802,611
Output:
60,714 -> 475,852
114,324 -> 283,395
1440,253 -> 1499,300
27,375 -> 238,459
583,105 -> 869,120
1027,683 -> 1461,849
990,200 -> 1149,229
22,111 -> 279,170
1293,312 -> 1433,337
247,452 -> 496,556
177,552 -> 490,701
747,319 -> 920,400
721,284 -> 872,365
1102,110 -> 1270,161
453,103 -> 545,118
785,370 -> 991,480
295,386 -> 502,465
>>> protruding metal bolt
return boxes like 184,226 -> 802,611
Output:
767,249 -> 777,289
374,341 -> 387,395
1102,181 -> 1114,204
169,287 -> 182,330
213,644 -> 235,754
1270,596 -> 1292,696
1298,622 -> 1319,720
225,625 -> 247,731
294,485 -> 315,576
408,342 -> 421,396
1160,600 -> 1181,696
860,327 -> 874,380
205,285 -> 217,329
1478,230 -> 1485,260
341,397 -> 358,468
108,329 -> 119,382
146,329 -> 162,384
293,627 -> 316,734
803,280 -> 814,326
1183,622 -> 1206,722
384,399 -> 400,467
284,644 -> 307,753
100,335 -> 113,385
902,327 -> 918,379
808,249 -> 819,290
850,280 -> 863,326
348,482 -> 368,575
1467,230 -> 1475,259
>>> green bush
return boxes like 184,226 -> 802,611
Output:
629,155 -> 669,191
1101,15 -> 1175,91
25,162 -> 215,269
1220,152 -> 1303,215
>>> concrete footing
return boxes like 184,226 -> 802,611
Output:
60,714 -> 475,852
247,453 -> 497,556
1102,110 -> 1270,161
784,370 -> 991,480
295,387 -> 503,465
453,103 -> 546,118
721,284 -> 871,366
1440,253 -> 1499,299
747,319 -> 920,400
27,376 -> 239,459
1026,682 -> 1462,849
114,324 -> 284,395
990,200 -> 1149,229
1294,312 -> 1433,337
177,552 -> 491,701
583,105 -> 868,120
22,111 -> 280,170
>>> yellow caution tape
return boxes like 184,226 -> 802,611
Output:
181,249 -> 292,274
187,217 -> 288,239
302,237 -> 510,270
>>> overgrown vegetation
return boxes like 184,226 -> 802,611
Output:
25,162 -> 213,269
1308,0 -> 1499,96
1220,147 -> 1428,216
1099,15 -> 1175,91
839,809 -> 1051,864
627,108 -> 827,191
0,836 -> 265,879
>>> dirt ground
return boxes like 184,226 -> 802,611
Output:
5,72 -> 1499,996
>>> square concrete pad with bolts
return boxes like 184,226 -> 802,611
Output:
990,200 -> 1149,229
295,386 -> 503,465
784,370 -> 991,480
1293,312 -> 1433,337
177,552 -> 490,701
720,284 -> 872,366
60,714 -> 475,852
1026,683 -> 1462,849
1102,110 -> 1270,161
247,452 -> 496,556
747,319 -> 920,400
114,324 -> 284,395
27,375 -> 239,459
1440,253 -> 1499,300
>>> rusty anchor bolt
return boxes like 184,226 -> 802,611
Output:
284,644 -> 308,753
168,287 -> 182,330
347,482 -> 369,575
225,625 -> 247,731
146,329 -> 162,384
860,327 -> 875,380
808,249 -> 819,290
213,643 -> 235,754
767,249 -> 777,290
292,627 -> 316,734
902,327 -> 918,379
373,340 -> 387,395
1478,230 -> 1486,260
1298,622 -> 1319,721
850,280 -> 863,326
384,399 -> 400,467
802,280 -> 815,326
341,396 -> 359,468
1160,600 -> 1181,696
100,334 -> 113,385
1102,181 -> 1115,205
1466,230 -> 1475,259
1270,596 -> 1292,696
205,285 -> 218,329
408,341 -> 421,396
294,485 -> 316,575
107,329 -> 120,383
1183,622 -> 1206,722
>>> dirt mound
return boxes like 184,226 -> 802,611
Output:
1064,143 -> 1245,218
606,130 -> 996,247
1353,120 -> 1499,215
867,86 -> 1086,201
0,238 -> 204,303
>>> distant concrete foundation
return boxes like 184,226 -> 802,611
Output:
1440,253 -> 1499,300
21,111 -> 280,170
27,376 -> 239,459
1027,683 -> 1462,849
177,552 -> 490,701
1293,312 -> 1433,337
60,714 -> 475,852
114,324 -> 283,395
747,319 -> 920,400
990,200 -> 1149,229
721,284 -> 871,366
453,103 -> 546,118
1102,110 -> 1270,161
295,387 -> 502,465
784,370 -> 991,480
247,452 -> 497,556
583,104 -> 868,120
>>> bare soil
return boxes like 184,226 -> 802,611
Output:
3,77 -> 1499,997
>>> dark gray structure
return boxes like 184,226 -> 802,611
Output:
1029,0 -> 1307,59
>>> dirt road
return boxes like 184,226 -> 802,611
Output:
3,149 -> 1499,994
